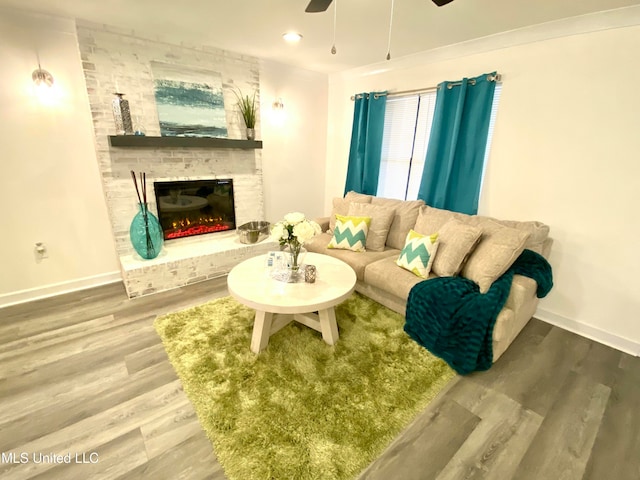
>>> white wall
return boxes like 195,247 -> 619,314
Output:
326,11 -> 640,353
260,60 -> 328,224
0,9 -> 120,306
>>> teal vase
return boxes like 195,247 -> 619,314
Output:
129,203 -> 163,259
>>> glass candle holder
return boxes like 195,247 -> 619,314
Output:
304,264 -> 317,283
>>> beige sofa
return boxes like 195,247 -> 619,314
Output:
305,192 -> 552,362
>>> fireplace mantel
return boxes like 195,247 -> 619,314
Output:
108,136 -> 262,149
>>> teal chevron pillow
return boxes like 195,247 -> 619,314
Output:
396,229 -> 439,278
327,214 -> 371,252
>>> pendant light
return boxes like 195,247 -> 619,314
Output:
331,0 -> 338,54
386,0 -> 395,60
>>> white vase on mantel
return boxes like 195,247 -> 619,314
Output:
246,128 -> 255,141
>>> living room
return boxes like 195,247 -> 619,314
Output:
1,1 -> 639,479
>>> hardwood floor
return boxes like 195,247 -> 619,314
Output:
0,279 -> 638,479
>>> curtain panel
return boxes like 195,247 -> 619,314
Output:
417,72 -> 497,215
344,92 -> 387,196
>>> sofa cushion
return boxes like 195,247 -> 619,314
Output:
305,232 -> 398,281
348,202 -> 395,252
370,197 -> 425,250
431,218 -> 482,277
461,219 -> 531,293
396,230 -> 439,278
364,256 -> 432,300
414,205 -> 470,235
327,214 -> 370,252
329,195 -> 372,233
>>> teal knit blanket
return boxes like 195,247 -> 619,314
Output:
404,249 -> 553,375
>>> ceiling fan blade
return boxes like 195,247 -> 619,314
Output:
432,0 -> 455,5
305,0 -> 333,13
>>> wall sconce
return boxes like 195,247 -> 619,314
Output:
32,67 -> 54,88
272,98 -> 284,111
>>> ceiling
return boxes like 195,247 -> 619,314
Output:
2,0 -> 640,73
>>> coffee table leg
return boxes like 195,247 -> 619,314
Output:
318,308 -> 339,345
251,310 -> 273,353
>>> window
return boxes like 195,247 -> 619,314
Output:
377,85 -> 502,201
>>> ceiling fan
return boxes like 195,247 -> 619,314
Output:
305,0 -> 454,13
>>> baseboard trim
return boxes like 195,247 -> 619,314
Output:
0,271 -> 122,309
535,308 -> 640,357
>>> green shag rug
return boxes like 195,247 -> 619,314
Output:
154,292 -> 455,480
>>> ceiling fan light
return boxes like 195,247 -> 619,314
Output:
282,32 -> 303,43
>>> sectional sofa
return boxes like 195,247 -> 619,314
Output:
304,192 -> 552,362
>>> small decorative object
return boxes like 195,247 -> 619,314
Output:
305,264 -> 317,283
233,88 -> 257,140
271,212 -> 322,283
133,116 -> 146,136
129,170 -> 163,259
112,92 -> 133,135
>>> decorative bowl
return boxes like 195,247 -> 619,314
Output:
238,221 -> 271,244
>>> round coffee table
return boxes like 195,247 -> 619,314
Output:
227,252 -> 357,353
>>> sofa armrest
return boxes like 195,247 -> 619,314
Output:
542,237 -> 553,260
314,216 -> 331,233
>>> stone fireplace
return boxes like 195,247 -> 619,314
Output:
77,21 -> 276,298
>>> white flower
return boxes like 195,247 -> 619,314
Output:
270,223 -> 284,242
284,212 -> 305,225
273,213 -> 320,248
293,221 -> 316,244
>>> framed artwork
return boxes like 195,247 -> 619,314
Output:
151,62 -> 228,138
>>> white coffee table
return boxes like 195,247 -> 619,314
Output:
227,252 -> 357,353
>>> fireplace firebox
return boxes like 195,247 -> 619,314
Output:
154,179 -> 236,240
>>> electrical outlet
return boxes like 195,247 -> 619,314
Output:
34,242 -> 49,260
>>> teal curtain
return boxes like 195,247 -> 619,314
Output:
344,92 -> 387,195
417,72 -> 497,214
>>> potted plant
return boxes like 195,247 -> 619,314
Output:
234,89 -> 257,140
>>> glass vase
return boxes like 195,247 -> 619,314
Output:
129,203 -> 163,260
285,245 -> 307,282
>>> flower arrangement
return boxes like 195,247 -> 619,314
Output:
271,212 -> 322,272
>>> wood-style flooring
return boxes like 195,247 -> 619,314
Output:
0,279 -> 638,479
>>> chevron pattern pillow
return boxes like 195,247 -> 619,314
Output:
396,229 -> 439,278
327,214 -> 371,252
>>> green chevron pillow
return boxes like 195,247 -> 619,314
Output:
327,214 -> 371,252
396,229 -> 439,278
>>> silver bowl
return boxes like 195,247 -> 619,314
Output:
238,221 -> 271,244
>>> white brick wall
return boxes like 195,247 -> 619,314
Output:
77,21 -> 268,297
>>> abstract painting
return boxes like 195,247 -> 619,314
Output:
151,62 -> 228,138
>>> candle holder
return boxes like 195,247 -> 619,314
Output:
304,264 -> 317,283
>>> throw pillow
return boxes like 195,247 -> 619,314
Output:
467,216 -> 550,255
347,202 -> 395,252
460,219 -> 531,293
431,218 -> 483,277
396,230 -> 439,278
328,195 -> 372,233
344,191 -> 374,203
327,214 -> 371,252
414,205 -> 470,236
370,197 -> 425,250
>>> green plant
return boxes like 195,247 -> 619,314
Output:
233,89 -> 257,129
